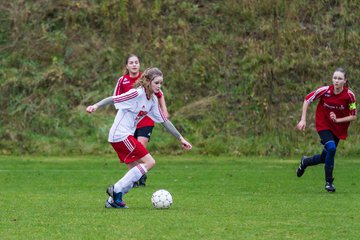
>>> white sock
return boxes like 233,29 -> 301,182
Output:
114,164 -> 147,193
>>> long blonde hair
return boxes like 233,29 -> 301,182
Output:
134,67 -> 163,99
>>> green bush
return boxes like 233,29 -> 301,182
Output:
1,0 -> 359,156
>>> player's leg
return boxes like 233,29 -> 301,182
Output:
134,126 -> 154,187
297,150 -> 327,177
319,130 -> 339,192
109,154 -> 155,207
324,141 -> 339,192
297,130 -> 339,178
107,137 -> 154,207
137,136 -> 149,186
113,154 -> 155,192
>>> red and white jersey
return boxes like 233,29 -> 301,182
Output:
306,85 -> 356,140
113,74 -> 163,128
108,87 -> 167,142
113,74 -> 141,96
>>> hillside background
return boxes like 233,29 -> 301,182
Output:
1,0 -> 359,157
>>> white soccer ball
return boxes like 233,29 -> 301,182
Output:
151,189 -> 173,209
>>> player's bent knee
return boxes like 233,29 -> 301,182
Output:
141,154 -> 156,170
325,141 -> 336,154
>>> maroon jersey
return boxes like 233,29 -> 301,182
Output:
306,85 -> 357,140
113,73 -> 163,128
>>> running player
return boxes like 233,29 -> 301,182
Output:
86,67 -> 192,208
296,68 -> 357,192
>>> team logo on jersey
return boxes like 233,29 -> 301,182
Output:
122,78 -> 130,84
324,90 -> 331,97
135,110 -> 148,122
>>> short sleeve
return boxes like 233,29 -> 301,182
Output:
155,90 -> 163,98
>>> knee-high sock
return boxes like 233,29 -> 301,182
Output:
324,141 -> 336,168
114,164 -> 147,194
325,166 -> 334,183
303,149 -> 327,167
324,141 -> 336,182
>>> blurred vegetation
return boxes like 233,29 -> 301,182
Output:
1,0 -> 359,157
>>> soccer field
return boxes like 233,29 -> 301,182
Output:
1,155 -> 360,239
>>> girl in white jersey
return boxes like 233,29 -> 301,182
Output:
86,67 -> 192,208
114,54 -> 169,187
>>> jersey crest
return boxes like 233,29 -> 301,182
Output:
135,110 -> 148,122
122,78 -> 131,84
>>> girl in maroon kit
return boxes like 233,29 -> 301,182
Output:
113,54 -> 169,187
296,68 -> 357,192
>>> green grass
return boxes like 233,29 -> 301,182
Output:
1,154 -> 360,239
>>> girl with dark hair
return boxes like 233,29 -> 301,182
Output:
296,68 -> 357,192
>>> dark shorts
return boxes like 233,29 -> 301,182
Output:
134,126 -> 154,140
318,130 -> 339,147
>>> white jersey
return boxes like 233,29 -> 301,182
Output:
108,87 -> 167,142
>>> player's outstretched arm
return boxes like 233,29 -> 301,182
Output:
162,120 -> 192,150
86,96 -> 113,113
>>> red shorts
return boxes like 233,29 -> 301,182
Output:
110,135 -> 149,164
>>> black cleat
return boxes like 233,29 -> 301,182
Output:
138,174 -> 147,187
132,181 -> 139,188
325,179 -> 336,192
296,156 -> 307,177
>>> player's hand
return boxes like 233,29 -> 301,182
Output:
86,105 -> 98,113
296,120 -> 306,131
179,137 -> 192,150
330,112 -> 337,122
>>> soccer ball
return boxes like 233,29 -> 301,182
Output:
151,189 -> 173,209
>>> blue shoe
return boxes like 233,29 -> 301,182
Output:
106,185 -> 128,208
105,199 -> 128,208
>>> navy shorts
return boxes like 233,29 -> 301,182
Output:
134,126 -> 154,140
318,130 -> 339,147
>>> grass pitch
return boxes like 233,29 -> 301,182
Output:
1,155 -> 360,240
